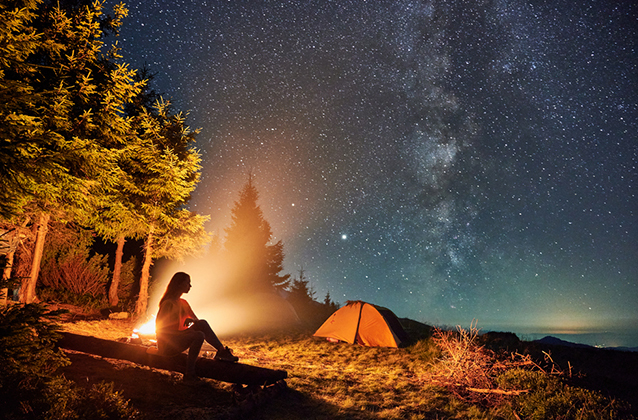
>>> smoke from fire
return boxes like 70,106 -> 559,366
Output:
145,256 -> 299,337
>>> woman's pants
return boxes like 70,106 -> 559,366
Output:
157,320 -> 223,374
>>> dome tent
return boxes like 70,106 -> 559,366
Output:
313,300 -> 408,348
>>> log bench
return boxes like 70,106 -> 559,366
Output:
57,332 -> 288,386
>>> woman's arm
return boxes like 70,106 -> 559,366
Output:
180,299 -> 199,328
156,300 -> 180,332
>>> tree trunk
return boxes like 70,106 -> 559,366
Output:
135,227 -> 153,315
2,217 -> 31,297
1,250 -> 15,305
20,212 -> 50,303
2,249 -> 15,284
108,235 -> 126,307
2,217 -> 29,285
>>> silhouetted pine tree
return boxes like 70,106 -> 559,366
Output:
287,268 -> 316,323
223,177 -> 290,294
289,268 -> 315,304
323,291 -> 339,312
287,269 -> 340,327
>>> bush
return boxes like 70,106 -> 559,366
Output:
431,323 -> 625,419
41,253 -> 110,298
497,369 -> 624,420
431,320 -> 498,393
44,379 -> 140,420
0,303 -> 139,419
39,286 -> 106,310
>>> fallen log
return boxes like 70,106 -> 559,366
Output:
57,332 -> 287,386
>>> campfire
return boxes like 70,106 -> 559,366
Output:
130,315 -> 157,344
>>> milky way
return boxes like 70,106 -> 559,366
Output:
107,0 -> 637,341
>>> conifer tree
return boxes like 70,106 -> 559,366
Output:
92,70 -> 159,308
223,177 -> 290,294
0,1 -> 142,302
323,291 -> 336,308
122,100 -> 209,315
1,1 -> 208,310
0,1 -> 147,302
289,268 -> 315,304
0,0 -> 47,219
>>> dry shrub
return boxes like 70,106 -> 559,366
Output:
430,321 -> 540,406
40,253 -> 109,298
431,321 -> 495,393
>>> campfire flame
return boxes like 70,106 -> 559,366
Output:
132,315 -> 156,342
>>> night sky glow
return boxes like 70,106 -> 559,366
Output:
107,0 -> 637,345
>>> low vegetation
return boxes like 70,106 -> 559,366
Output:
0,304 -> 140,419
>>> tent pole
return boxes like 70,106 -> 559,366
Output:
354,302 -> 364,344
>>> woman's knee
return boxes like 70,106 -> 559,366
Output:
193,330 -> 205,344
193,319 -> 211,331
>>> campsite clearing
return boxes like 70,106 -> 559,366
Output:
58,318 -> 636,419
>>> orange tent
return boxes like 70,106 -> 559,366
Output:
313,301 -> 408,348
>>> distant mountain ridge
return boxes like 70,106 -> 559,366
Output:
535,335 -> 638,352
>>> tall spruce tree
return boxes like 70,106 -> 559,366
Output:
122,100 -> 209,315
0,0 -> 46,219
223,177 -> 290,294
91,70 -> 159,308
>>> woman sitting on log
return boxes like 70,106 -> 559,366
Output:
156,272 -> 238,380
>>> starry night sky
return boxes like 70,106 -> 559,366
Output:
105,0 -> 637,341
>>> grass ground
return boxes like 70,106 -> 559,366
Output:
58,316 -> 636,420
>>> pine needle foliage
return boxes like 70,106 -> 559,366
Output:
1,1 -> 208,310
0,0 -> 142,221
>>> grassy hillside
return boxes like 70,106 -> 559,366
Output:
57,316 -> 637,419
